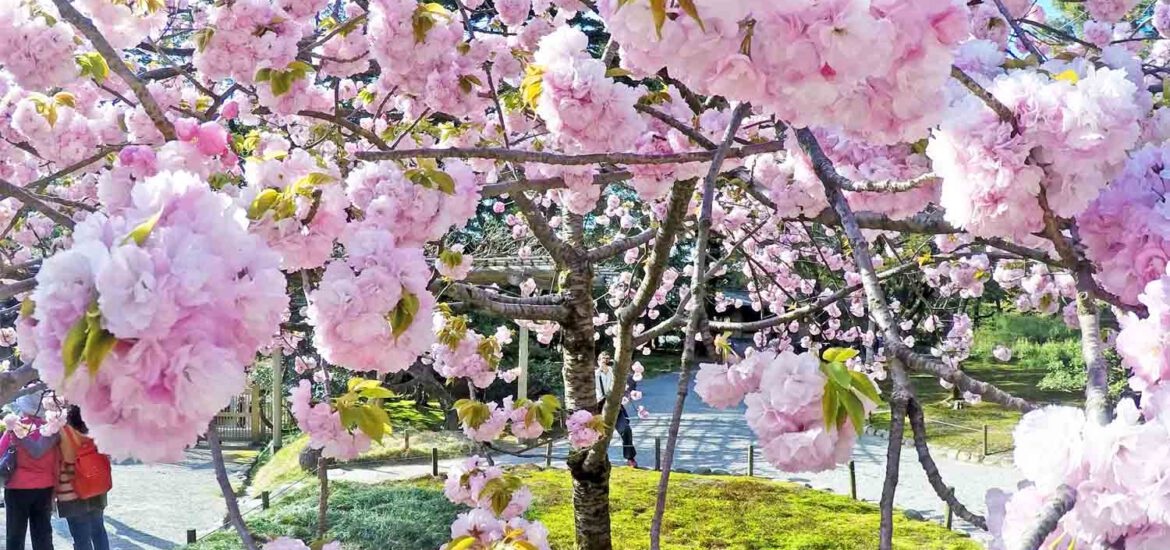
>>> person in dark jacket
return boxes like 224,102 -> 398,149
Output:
595,352 -> 638,467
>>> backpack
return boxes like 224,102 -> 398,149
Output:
65,428 -> 111,499
0,441 -> 16,484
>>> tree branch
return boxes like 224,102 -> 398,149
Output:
298,110 -> 390,151
907,399 -> 989,531
1014,485 -> 1076,550
53,0 -> 176,141
650,103 -> 749,550
0,179 -> 75,228
442,283 -> 567,321
482,171 -> 631,197
950,66 -> 1018,132
0,365 -> 41,406
633,104 -> 717,149
206,426 -> 259,550
355,140 -> 785,166
586,228 -> 656,262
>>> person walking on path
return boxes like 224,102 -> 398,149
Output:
595,352 -> 638,468
2,393 -> 61,550
57,406 -> 110,550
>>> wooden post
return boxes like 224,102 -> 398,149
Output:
249,382 -> 262,444
261,491 -> 270,510
654,437 -> 661,471
316,456 -> 328,539
271,350 -> 284,450
518,325 -> 529,400
431,447 -> 439,477
945,487 -> 954,530
186,530 -> 196,544
748,444 -> 755,477
545,439 -> 553,468
404,429 -> 410,452
982,424 -> 989,457
849,460 -> 857,500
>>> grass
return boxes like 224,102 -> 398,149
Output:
189,467 -> 978,550
871,313 -> 1082,456
250,431 -> 479,494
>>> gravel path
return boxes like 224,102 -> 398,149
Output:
1,447 -> 251,550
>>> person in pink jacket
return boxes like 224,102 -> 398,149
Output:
1,393 -> 61,550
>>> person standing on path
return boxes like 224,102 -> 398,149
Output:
595,352 -> 638,468
2,393 -> 61,550
57,406 -> 110,550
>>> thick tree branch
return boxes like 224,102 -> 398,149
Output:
1014,485 -> 1076,550
950,66 -> 1018,132
355,140 -> 785,165
586,228 -> 656,262
0,279 -> 38,301
298,110 -> 390,151
990,0 -> 1046,61
442,283 -> 567,321
0,365 -> 41,406
879,365 -> 911,550
0,179 -> 75,228
53,0 -> 176,141
510,190 -> 576,264
1076,292 -> 1112,426
839,173 -> 938,193
907,399 -> 989,531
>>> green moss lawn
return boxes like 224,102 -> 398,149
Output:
191,466 -> 978,550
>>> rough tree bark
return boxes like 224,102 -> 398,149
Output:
207,426 -> 258,550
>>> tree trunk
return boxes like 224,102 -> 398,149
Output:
558,213 -> 612,550
568,448 -> 612,550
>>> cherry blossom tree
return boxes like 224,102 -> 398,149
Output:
0,0 -> 1169,549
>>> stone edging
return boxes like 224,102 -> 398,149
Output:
863,425 -> 1013,467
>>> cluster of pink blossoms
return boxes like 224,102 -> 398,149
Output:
430,314 -> 506,389
74,0 -> 166,49
264,538 -> 339,550
345,160 -> 481,247
7,92 -> 115,166
0,0 -> 77,91
192,0 -> 306,84
929,66 -> 1142,242
241,140 -> 347,270
306,228 -> 435,374
1077,144 -> 1170,305
21,171 -> 287,462
696,349 -> 872,472
599,0 -> 969,144
921,254 -> 990,299
288,380 -> 371,460
566,409 -> 602,449
441,457 -> 551,550
989,398 -> 1170,549
1116,265 -> 1170,394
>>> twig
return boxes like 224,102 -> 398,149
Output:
1014,485 -> 1076,550
355,141 -> 785,166
906,399 -> 989,530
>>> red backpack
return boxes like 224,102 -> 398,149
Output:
65,428 -> 111,499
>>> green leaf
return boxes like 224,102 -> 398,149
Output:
439,249 -> 464,270
605,67 -> 634,78
61,313 -> 88,379
19,299 -> 35,318
82,308 -> 115,378
822,347 -> 859,363
356,404 -> 389,442
194,28 -> 215,52
839,389 -> 866,434
822,361 -> 853,390
247,188 -> 281,221
254,68 -> 273,83
386,291 -> 421,338
446,536 -> 477,550
124,208 -> 164,246
358,386 -> 395,399
337,403 -> 360,429
821,385 -> 839,432
269,72 -> 293,97
649,0 -> 666,39
287,61 -> 313,80
75,53 -> 110,84
454,399 -> 491,429
849,371 -> 881,405
521,65 -> 545,110
458,74 -> 482,94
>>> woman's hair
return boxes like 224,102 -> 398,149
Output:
66,405 -> 88,434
